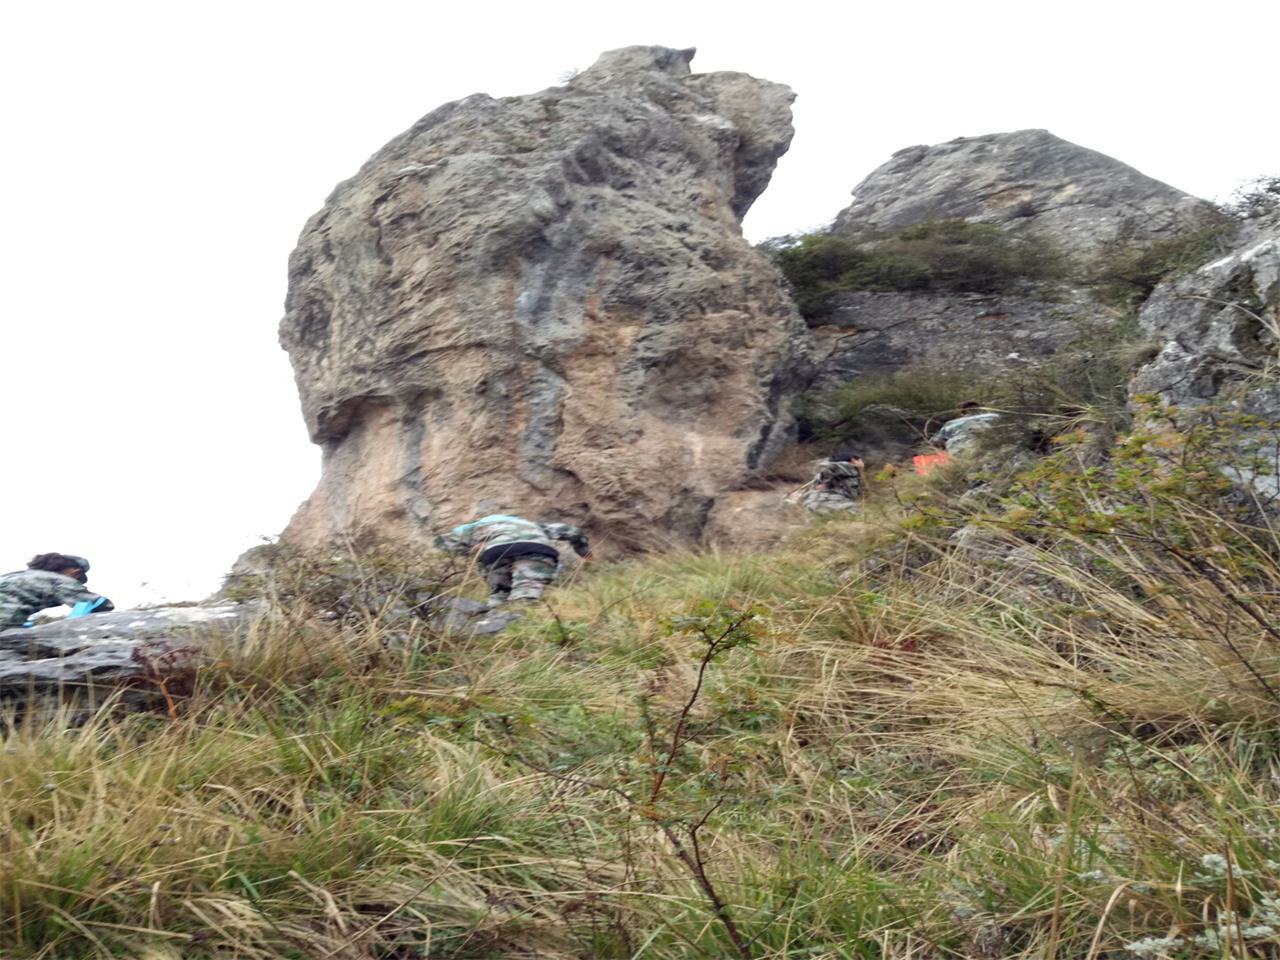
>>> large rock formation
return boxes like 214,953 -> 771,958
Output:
832,129 -> 1215,260
279,46 -> 807,554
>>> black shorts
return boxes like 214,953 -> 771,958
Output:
477,541 -> 561,567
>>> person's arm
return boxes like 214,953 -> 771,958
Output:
433,533 -> 470,555
48,577 -> 113,613
543,523 -> 591,557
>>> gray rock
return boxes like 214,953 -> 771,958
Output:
809,284 -> 1115,391
1130,219 -> 1280,499
279,45 -> 808,556
832,129 -> 1216,261
0,604 -> 253,695
1131,220 -> 1280,407
416,596 -> 524,636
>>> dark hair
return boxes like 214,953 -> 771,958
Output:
830,450 -> 861,462
959,400 -> 982,411
27,553 -> 85,573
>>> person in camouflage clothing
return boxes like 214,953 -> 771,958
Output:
0,553 -> 115,629
435,515 -> 590,605
802,452 -> 865,514
933,401 -> 1000,456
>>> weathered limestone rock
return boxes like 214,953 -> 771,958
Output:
809,285 -> 1112,391
280,46 -> 807,554
0,604 -> 253,696
1131,219 -> 1279,407
832,129 -> 1215,260
1130,218 -> 1280,498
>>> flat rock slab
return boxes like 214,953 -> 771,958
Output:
418,597 -> 525,636
0,604 -> 254,693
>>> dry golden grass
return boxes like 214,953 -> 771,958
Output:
5,471 -> 1280,957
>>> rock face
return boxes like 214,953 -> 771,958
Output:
0,604 -> 253,698
809,285 -> 1109,391
280,46 -> 807,554
1131,219 -> 1278,408
832,129 -> 1214,260
1130,218 -> 1279,498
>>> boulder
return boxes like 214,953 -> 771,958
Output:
832,129 -> 1215,261
0,604 -> 253,697
279,45 -> 808,555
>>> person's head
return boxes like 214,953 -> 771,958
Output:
958,400 -> 982,413
27,553 -> 90,583
831,450 -> 862,463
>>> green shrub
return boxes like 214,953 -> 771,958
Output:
875,219 -> 1062,294
802,367 -> 986,445
1092,219 -> 1237,309
983,321 -> 1157,455
771,220 -> 1062,318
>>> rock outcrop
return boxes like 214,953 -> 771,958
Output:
808,285 -> 1108,391
832,129 -> 1215,261
279,46 -> 807,554
0,604 -> 253,699
1131,219 -> 1278,408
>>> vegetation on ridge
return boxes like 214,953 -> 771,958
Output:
765,220 -> 1064,319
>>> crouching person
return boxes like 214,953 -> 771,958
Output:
435,515 -> 590,606
0,553 -> 114,629
802,452 -> 865,515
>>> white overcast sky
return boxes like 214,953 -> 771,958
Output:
2,0 -> 1277,608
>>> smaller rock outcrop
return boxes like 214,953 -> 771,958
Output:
0,604 -> 253,698
808,286 -> 1106,391
832,129 -> 1215,260
1131,219 -> 1279,408
1131,218 -> 1279,499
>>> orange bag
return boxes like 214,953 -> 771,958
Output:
912,452 -> 953,476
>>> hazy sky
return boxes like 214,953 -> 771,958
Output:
2,0 -> 1277,607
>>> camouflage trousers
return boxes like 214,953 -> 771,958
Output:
802,488 -> 861,515
485,555 -> 559,603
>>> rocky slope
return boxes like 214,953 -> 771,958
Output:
279,46 -> 807,554
831,129 -> 1215,259
0,604 -> 251,701
804,130 -> 1219,391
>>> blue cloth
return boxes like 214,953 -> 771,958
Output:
68,597 -> 109,618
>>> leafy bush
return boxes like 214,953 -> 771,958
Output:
876,219 -> 1063,293
802,367 -> 985,445
770,219 -> 1063,318
981,322 -> 1158,456
1092,219 -> 1237,309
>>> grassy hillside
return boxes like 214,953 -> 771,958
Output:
4,413 -> 1280,958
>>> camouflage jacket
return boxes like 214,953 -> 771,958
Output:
812,459 -> 863,500
934,413 -> 1000,453
435,515 -> 590,565
0,569 -> 114,629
